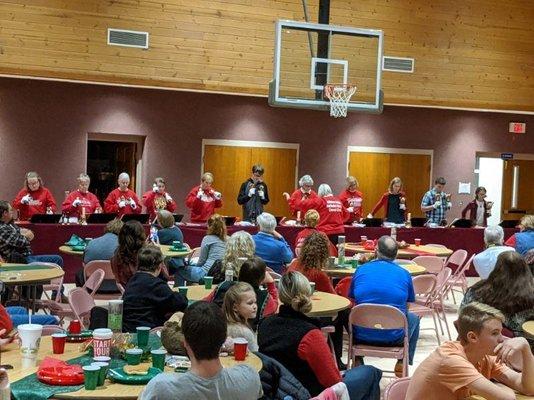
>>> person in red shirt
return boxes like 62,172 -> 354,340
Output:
142,177 -> 177,220
283,174 -> 318,218
297,184 -> 349,245
61,173 -> 102,219
368,176 -> 408,224
185,172 -> 222,223
103,172 -> 141,217
338,176 -> 364,224
12,171 -> 57,221
294,209 -> 337,257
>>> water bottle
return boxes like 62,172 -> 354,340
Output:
338,235 -> 346,265
225,268 -> 234,282
46,206 -> 53,215
149,225 -> 159,244
391,226 -> 397,241
107,300 -> 124,333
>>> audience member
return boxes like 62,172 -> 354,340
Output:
141,301 -> 262,400
252,212 -> 293,274
258,271 -> 382,399
339,176 -> 364,224
155,210 -> 185,280
219,230 -> 256,280
12,171 -> 57,221
421,177 -> 451,225
505,214 -> 534,256
461,251 -> 534,340
223,282 -> 259,351
62,173 -> 102,218
461,186 -> 492,227
110,220 -> 146,286
237,164 -> 269,222
349,235 -> 419,376
283,174 -> 317,217
83,219 -> 123,264
406,302 -> 534,400
122,245 -> 187,333
160,312 -> 186,356
473,225 -> 514,279
185,172 -> 222,223
103,172 -> 141,216
142,177 -> 176,220
294,209 -> 337,256
367,177 -> 407,224
296,183 -> 349,245
175,214 -> 227,286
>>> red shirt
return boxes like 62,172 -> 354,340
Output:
287,189 -> 318,216
287,259 -> 335,294
294,228 -> 338,256
338,189 -> 364,223
0,305 -> 13,337
298,330 -> 342,389
142,190 -> 177,220
371,191 -> 407,217
13,187 -> 57,221
61,190 -> 101,217
103,188 -> 141,216
299,195 -> 349,235
185,185 -> 223,223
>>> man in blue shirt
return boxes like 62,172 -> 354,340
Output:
421,177 -> 451,225
349,235 -> 419,375
252,212 -> 293,274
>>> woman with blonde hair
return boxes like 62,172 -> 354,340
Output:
222,230 -> 256,277
185,172 -> 223,223
368,177 -> 407,223
505,214 -> 534,256
13,171 -> 57,220
258,271 -> 381,399
294,209 -> 337,256
339,176 -> 364,223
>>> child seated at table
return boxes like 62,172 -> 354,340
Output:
406,302 -> 534,400
222,282 -> 259,351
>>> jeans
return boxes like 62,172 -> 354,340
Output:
356,311 -> 420,365
174,265 -> 207,286
7,306 -> 59,327
343,365 -> 382,400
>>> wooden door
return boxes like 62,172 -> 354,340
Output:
348,151 -> 431,217
203,144 -> 297,218
501,159 -> 534,220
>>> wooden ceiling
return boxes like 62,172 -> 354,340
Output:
0,0 -> 533,112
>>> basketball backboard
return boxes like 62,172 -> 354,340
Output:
269,20 -> 384,114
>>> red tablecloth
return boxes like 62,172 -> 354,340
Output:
24,223 -> 518,283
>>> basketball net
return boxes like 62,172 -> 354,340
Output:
323,84 -> 357,118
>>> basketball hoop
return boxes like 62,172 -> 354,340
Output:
323,84 -> 357,118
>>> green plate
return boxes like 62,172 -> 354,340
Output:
108,366 -> 161,385
71,245 -> 86,251
169,247 -> 187,252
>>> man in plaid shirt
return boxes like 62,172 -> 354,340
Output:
0,200 -> 63,267
420,177 -> 452,225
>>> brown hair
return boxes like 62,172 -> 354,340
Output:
153,177 -> 165,185
304,209 -> 320,228
160,312 -> 186,355
24,171 -> 44,190
298,232 -> 329,271
222,282 -> 255,326
104,218 -> 124,235
116,220 -> 146,266
279,271 -> 312,314
458,302 -> 505,343
388,177 -> 402,192
207,214 -> 227,241
157,209 -> 175,229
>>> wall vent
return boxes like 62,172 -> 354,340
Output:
382,56 -> 414,73
107,28 -> 149,49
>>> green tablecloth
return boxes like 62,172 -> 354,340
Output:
0,264 -> 55,272
11,333 -> 162,400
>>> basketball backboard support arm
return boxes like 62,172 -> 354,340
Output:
269,20 -> 384,114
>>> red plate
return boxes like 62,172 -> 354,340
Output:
37,366 -> 85,386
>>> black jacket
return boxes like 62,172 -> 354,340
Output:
122,271 -> 187,332
237,179 -> 269,222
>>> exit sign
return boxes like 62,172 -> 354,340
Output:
509,122 -> 526,134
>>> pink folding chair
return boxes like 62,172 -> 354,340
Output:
384,377 -> 411,400
30,262 -> 64,313
41,325 -> 66,336
83,269 -> 105,299
408,274 -> 440,344
428,267 -> 453,340
348,304 -> 409,377
68,287 -> 97,330
411,256 -> 444,274
443,250 -> 469,304
446,254 -> 475,303
84,260 -> 122,300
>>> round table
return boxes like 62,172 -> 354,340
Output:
522,320 -> 534,336
324,263 -> 427,277
59,245 -> 84,257
344,243 -> 453,259
159,244 -> 193,258
5,336 -> 262,399
178,285 -> 351,317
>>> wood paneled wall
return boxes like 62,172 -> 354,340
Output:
0,0 -> 533,112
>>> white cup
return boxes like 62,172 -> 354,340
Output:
19,324 -> 43,367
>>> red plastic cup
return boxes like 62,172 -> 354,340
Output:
360,235 -> 367,244
52,333 -> 67,354
69,320 -> 81,334
233,338 -> 248,361
414,238 -> 421,246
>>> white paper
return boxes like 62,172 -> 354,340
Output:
458,182 -> 471,194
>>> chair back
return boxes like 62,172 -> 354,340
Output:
411,256 -> 444,274
444,249 -> 468,272
29,262 -> 64,302
384,377 -> 411,400
84,260 -> 116,280
68,288 -> 96,329
349,303 -> 407,331
116,282 -> 125,294
426,243 -> 448,249
456,254 -> 475,278
186,247 -> 201,264
435,267 -> 453,296
412,274 -> 437,296
83,269 -> 105,297
41,325 -> 66,336
394,259 -> 416,265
